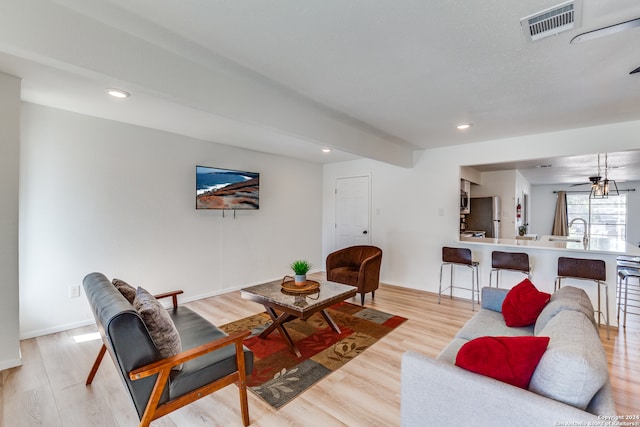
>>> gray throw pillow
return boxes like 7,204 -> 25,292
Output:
481,287 -> 509,312
112,278 -> 137,304
534,286 -> 595,335
529,309 -> 607,410
134,287 -> 183,370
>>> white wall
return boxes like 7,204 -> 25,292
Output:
0,0 -> 413,167
0,73 -> 21,369
530,182 -> 640,244
19,103 -> 323,338
323,120 -> 640,293
515,169 -> 531,234
471,170 -> 516,239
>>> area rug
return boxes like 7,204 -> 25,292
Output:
219,302 -> 407,409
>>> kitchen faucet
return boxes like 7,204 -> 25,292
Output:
569,217 -> 589,247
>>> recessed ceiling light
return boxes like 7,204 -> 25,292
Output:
106,88 -> 130,99
322,148 -> 331,153
456,123 -> 472,130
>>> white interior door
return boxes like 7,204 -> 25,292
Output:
335,175 -> 371,250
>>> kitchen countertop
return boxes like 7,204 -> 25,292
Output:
460,235 -> 640,256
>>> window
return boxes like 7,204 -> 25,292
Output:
566,193 -> 627,241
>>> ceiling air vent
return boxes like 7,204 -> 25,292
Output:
520,0 -> 582,43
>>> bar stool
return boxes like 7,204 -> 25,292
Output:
439,247 -> 480,311
617,269 -> 640,328
616,255 -> 640,273
555,257 -> 609,339
489,251 -> 531,288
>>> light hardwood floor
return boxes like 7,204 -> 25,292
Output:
2,273 -> 639,426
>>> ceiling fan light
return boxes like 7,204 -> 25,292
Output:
606,179 -> 619,197
590,179 -> 619,199
590,183 -> 605,199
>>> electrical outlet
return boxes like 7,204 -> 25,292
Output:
69,285 -> 81,298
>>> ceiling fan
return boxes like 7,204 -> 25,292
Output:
571,175 -> 602,188
571,153 -> 619,198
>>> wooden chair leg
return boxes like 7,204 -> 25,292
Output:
86,344 -> 107,385
235,341 -> 250,427
139,368 -> 171,427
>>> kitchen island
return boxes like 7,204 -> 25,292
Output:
457,235 -> 640,329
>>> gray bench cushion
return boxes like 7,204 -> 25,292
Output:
168,307 -> 253,399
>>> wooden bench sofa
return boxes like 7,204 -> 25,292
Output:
83,272 -> 253,426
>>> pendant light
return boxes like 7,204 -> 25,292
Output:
590,153 -> 619,199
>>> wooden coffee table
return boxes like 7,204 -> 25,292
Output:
240,279 -> 357,357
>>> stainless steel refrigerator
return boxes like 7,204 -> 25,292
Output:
466,197 -> 501,238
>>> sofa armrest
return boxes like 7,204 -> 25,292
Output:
358,252 -> 382,280
401,351 -> 602,427
129,330 -> 250,380
153,290 -> 184,309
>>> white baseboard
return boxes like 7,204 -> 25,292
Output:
19,276 -> 287,339
20,318 -> 96,340
0,357 -> 22,371
177,275 -> 284,303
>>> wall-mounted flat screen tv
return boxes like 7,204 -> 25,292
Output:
196,166 -> 260,210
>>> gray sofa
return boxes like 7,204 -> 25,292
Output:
401,286 -> 616,427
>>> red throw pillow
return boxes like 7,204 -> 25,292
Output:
455,336 -> 550,389
502,279 -> 551,327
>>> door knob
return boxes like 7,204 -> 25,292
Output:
363,230 -> 368,234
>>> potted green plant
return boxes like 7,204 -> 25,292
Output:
518,223 -> 528,236
290,260 -> 312,285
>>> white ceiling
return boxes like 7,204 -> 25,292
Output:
470,150 -> 640,185
1,0 -> 640,174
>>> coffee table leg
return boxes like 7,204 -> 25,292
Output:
260,307 -> 302,357
321,309 -> 341,334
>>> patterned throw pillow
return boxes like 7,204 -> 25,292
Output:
133,287 -> 183,370
112,278 -> 137,304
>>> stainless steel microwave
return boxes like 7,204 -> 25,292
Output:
460,190 -> 470,214
460,179 -> 471,214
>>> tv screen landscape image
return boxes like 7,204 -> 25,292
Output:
196,166 -> 260,210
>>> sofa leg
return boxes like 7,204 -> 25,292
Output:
372,291 -> 375,300
361,293 -> 365,305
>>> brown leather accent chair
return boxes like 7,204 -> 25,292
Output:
326,245 -> 383,305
